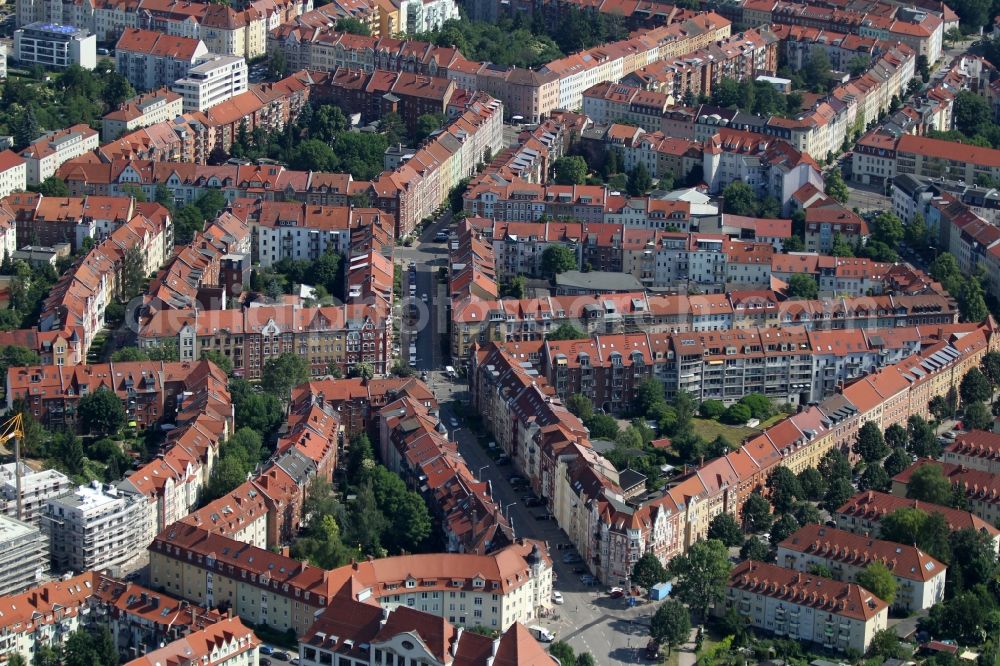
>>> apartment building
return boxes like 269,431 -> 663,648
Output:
138,302 -> 392,377
300,600 -> 554,666
943,430 -> 1000,474
150,523 -> 550,634
102,88 -> 185,142
0,573 -> 96,663
892,460 -> 1000,527
719,561 -> 888,654
0,150 -> 26,198
19,124 -> 99,186
45,481 -> 152,575
835,490 -> 1000,553
115,29 -> 210,91
855,131 -> 1000,186
379,395 -> 513,554
171,55 -> 248,112
776,524 -> 946,612
125,617 -> 260,666
0,463 -> 72,526
469,314 -> 999,585
13,22 -> 96,70
0,516 -> 48,596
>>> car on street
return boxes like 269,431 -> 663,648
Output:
509,476 -> 525,484
942,431 -> 957,440
562,553 -> 582,564
434,231 -> 449,242
260,647 -> 274,656
272,652 -> 290,661
551,591 -> 564,605
524,497 -> 544,507
449,417 -> 459,427
261,660 -> 272,666
609,587 -> 625,598
579,574 -> 596,585
572,567 -> 587,575
421,294 -> 428,303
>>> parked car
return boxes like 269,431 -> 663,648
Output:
645,640 -> 661,660
272,652 -> 290,661
609,587 -> 625,599
434,231 -> 449,242
534,513 -> 554,521
524,497 -> 545,507
562,553 -> 582,564
551,591 -> 564,605
572,567 -> 587,575
509,476 -> 525,484
579,574 -> 596,585
260,647 -> 274,656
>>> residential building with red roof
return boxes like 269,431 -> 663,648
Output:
115,29 -> 211,90
124,616 -> 260,666
943,429 -> 1000,474
300,599 -> 557,666
102,88 -> 185,142
0,150 -> 26,199
835,490 -> 1000,553
891,459 -> 1000,527
19,124 -> 99,186
776,523 -> 946,611
720,560 -> 888,653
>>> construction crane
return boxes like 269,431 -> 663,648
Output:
0,414 -> 24,522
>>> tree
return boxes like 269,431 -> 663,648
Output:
78,388 -> 126,436
627,162 -> 652,196
36,176 -> 69,197
722,181 -> 756,216
884,423 -> 908,450
804,48 -> 832,91
335,17 -> 371,35
823,477 -> 855,513
549,642 -> 576,666
267,48 -> 288,79
770,514 -> 800,545
959,279 -> 989,323
63,631 -> 99,666
631,551 -> 668,589
112,347 -> 148,362
261,352 -> 309,399
960,367 -> 992,405
547,322 -> 585,340
859,464 -> 891,492
981,351 -> 1000,388
567,394 -> 594,421
880,507 -> 929,546
347,432 -> 375,482
870,212 -> 905,247
739,536 -> 771,562
797,467 -> 827,501
786,273 -> 818,299
200,349 -> 234,376
585,413 -> 620,439
666,539 -> 731,620
349,362 -> 375,380
953,90 -> 990,137
906,464 -> 954,506
414,112 -> 447,143
60,435 -> 85,476
824,169 -> 850,203
766,466 -> 802,513
552,156 -> 588,185
721,403 -> 751,425
857,562 -> 897,604
907,414 -> 941,458
964,400 -> 992,431
741,492 -> 772,532
947,526 -> 998,592
708,513 -> 744,547
575,654 -> 596,666
884,447 -> 911,477
854,421 -> 889,463
793,500 -> 821,527
869,629 -> 905,660
819,448 -> 852,481
699,399 -> 726,419
650,599 -> 691,656
636,378 -> 665,416
541,245 -> 577,277
831,233 -> 854,257
205,455 -> 248,500
13,106 -> 38,150
808,563 -> 833,578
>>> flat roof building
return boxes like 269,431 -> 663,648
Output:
13,22 -> 96,70
171,55 -> 248,113
0,515 -> 48,596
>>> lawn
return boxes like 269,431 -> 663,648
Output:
691,412 -> 789,448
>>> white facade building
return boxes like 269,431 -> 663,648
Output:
0,150 -> 26,198
171,55 -> 248,112
399,0 -> 459,34
19,123 -> 100,185
13,22 -> 97,70
0,515 -> 48,596
0,463 -> 72,526
45,481 -> 152,575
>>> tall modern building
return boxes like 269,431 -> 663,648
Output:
45,482 -> 151,575
171,55 -> 248,112
0,515 -> 48,595
13,22 -> 96,70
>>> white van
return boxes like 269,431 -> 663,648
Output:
444,365 -> 456,378
528,626 -> 555,643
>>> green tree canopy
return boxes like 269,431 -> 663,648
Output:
552,156 -> 588,185
261,352 -> 310,399
722,181 -> 756,216
547,322 -> 585,340
824,169 -> 850,203
741,492 -> 772,532
960,367 -> 992,405
786,273 -> 818,299
335,17 -> 371,35
906,464 -> 954,506
857,562 -> 897,604
650,599 -> 691,655
541,245 -> 577,277
853,421 -> 889,463
78,388 -> 126,436
707,513 -> 744,547
666,539 -> 731,619
631,551 -> 668,589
